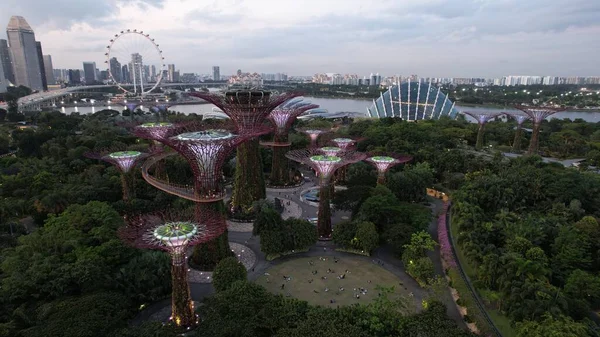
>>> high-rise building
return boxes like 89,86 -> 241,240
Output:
7,16 -> 44,90
0,39 -> 15,84
122,64 -> 130,83
42,55 -> 55,85
0,57 -> 7,93
35,42 -> 47,90
167,64 -> 175,82
151,65 -> 156,81
109,57 -> 121,83
83,62 -> 96,84
213,66 -> 220,81
129,53 -> 143,85
173,70 -> 180,82
68,69 -> 81,84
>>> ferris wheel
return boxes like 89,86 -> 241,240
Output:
105,29 -> 165,96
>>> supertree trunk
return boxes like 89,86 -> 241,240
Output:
475,123 -> 485,150
317,181 -> 332,239
191,202 -> 233,270
527,122 -> 541,155
270,143 -> 291,186
121,174 -> 131,201
232,138 -> 265,212
170,246 -> 196,328
377,171 -> 386,185
512,124 -> 523,153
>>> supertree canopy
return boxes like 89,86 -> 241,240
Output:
506,113 -> 531,153
515,105 -> 564,154
85,148 -> 151,201
331,137 -> 361,182
462,111 -> 504,150
119,211 -> 223,329
149,102 -> 172,122
287,149 -> 366,239
321,147 -> 342,156
264,98 -> 319,186
365,153 -> 413,184
188,90 -> 301,214
298,128 -> 331,148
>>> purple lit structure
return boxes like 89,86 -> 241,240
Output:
188,90 -> 301,212
120,211 -> 224,329
462,111 -> 504,150
264,98 -> 319,186
365,153 -> 413,184
286,149 -> 366,239
331,137 -> 361,182
298,128 -> 331,148
506,113 -> 531,153
515,105 -> 564,154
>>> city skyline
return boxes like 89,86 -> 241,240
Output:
0,0 -> 598,77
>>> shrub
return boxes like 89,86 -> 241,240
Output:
332,221 -> 357,247
354,221 -> 379,253
288,218 -> 318,250
212,257 -> 247,292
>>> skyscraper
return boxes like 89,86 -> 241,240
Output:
130,53 -> 143,85
122,64 -> 130,83
42,55 -> 55,85
6,16 -> 43,90
68,69 -> 81,84
0,39 -> 15,84
213,66 -> 220,81
167,64 -> 175,82
109,57 -> 121,83
83,62 -> 96,84
35,42 -> 47,90
0,58 -> 7,93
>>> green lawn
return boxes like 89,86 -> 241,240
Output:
255,256 -> 415,308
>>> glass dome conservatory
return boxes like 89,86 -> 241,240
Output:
367,81 -> 459,120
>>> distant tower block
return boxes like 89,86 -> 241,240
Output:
506,113 -> 531,153
264,98 -> 319,186
298,128 -> 331,148
515,105 -> 564,154
85,149 -> 150,201
365,154 -> 413,184
287,149 -> 366,239
462,111 -> 504,150
119,213 -> 223,329
188,90 -> 301,213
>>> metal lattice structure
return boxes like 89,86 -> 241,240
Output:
286,149 -> 366,239
119,211 -> 224,329
189,90 -> 302,213
297,127 -> 331,148
331,137 -> 363,182
462,111 -> 504,150
515,105 -> 564,154
506,113 -> 532,153
85,148 -> 153,201
262,98 -> 319,186
320,147 -> 342,156
365,153 -> 413,184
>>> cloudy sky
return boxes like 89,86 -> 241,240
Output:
0,0 -> 598,77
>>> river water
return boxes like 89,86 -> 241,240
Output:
58,96 -> 600,123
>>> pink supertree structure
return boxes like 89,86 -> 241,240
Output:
331,137 -> 362,182
149,102 -> 172,122
114,99 -> 144,121
286,149 -> 366,239
134,122 -> 248,269
365,153 -> 413,184
515,105 -> 564,154
506,113 -> 531,153
188,90 -> 301,213
263,98 -> 319,186
85,148 -> 151,201
462,111 -> 504,150
298,128 -> 331,148
119,211 -> 224,329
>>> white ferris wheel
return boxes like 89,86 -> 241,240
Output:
105,29 -> 165,96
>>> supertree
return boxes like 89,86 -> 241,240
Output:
331,137 -> 361,182
188,90 -> 301,214
506,113 -> 531,153
263,99 -> 319,186
149,102 -> 172,122
119,211 -> 223,330
115,100 -> 143,121
84,148 -> 151,201
297,127 -> 331,148
134,123 -> 248,269
365,153 -> 413,184
515,105 -> 564,154
286,149 -> 366,239
462,112 -> 504,150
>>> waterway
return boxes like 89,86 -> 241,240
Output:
57,96 -> 600,123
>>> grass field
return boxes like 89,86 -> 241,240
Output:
255,256 -> 415,308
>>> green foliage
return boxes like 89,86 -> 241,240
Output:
515,314 -> 589,337
405,257 -> 435,286
113,251 -> 171,303
190,231 -> 234,271
212,257 -> 248,292
386,162 -> 435,202
354,221 -> 379,253
332,221 -> 357,247
115,321 -> 179,337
